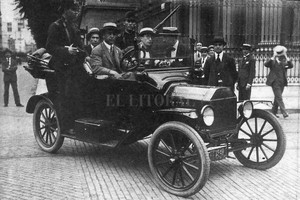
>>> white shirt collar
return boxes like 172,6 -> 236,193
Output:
215,51 -> 224,61
103,41 -> 113,51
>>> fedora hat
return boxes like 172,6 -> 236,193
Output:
100,22 -> 120,35
86,27 -> 100,40
160,27 -> 181,36
213,36 -> 227,46
139,27 -> 155,36
273,45 -> 287,57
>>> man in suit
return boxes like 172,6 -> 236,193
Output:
204,36 -> 238,92
159,27 -> 188,67
46,0 -> 87,135
84,27 -> 100,55
138,27 -> 155,67
194,42 -> 202,65
265,45 -> 293,118
237,44 -> 256,101
2,48 -> 23,107
90,22 -> 122,78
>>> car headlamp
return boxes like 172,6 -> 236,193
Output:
201,105 -> 214,126
239,101 -> 253,119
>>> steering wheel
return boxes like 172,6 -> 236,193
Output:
120,48 -> 145,72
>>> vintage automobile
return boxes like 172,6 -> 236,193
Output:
24,33 -> 286,197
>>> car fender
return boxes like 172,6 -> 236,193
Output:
26,93 -> 57,113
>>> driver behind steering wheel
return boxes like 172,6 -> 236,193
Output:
90,22 -> 123,79
137,27 -> 156,67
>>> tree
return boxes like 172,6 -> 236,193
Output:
14,0 -> 61,48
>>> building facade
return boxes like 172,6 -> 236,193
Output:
0,0 -> 35,53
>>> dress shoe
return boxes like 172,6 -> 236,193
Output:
16,104 -> 24,107
283,114 -> 289,119
4,104 -> 8,107
275,115 -> 279,118
64,129 -> 76,135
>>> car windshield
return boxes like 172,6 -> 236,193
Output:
139,35 -> 192,69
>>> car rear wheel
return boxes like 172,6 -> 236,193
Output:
234,109 -> 286,170
33,99 -> 64,153
148,121 -> 210,197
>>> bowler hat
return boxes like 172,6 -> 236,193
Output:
160,27 -> 181,36
86,27 -> 100,40
100,22 -> 120,35
58,0 -> 79,12
273,45 -> 287,57
139,27 -> 155,36
213,36 -> 227,46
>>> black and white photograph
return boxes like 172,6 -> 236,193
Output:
0,0 -> 299,199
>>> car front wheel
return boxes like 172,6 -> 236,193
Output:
33,99 -> 64,153
148,121 -> 210,197
234,109 -> 286,170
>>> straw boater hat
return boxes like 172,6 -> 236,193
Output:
99,22 -> 120,35
160,27 -> 181,36
273,45 -> 287,57
200,46 -> 208,53
213,36 -> 227,46
86,27 -> 100,40
241,43 -> 252,50
138,27 -> 155,36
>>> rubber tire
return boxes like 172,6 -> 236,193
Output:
148,121 -> 210,197
234,109 -> 286,170
33,99 -> 64,153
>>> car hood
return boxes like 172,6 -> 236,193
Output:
165,83 -> 235,101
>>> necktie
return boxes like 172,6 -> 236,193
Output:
216,54 -> 220,62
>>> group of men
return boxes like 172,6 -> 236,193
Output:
43,0 -> 292,135
193,37 -> 256,101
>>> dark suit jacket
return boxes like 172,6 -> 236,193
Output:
90,42 -> 123,75
84,44 -> 93,56
204,53 -> 238,89
46,18 -> 85,73
238,54 -> 256,87
265,59 -> 293,86
2,57 -> 18,82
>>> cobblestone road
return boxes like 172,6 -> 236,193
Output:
0,64 -> 299,200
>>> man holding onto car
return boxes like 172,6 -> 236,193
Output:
46,0 -> 87,135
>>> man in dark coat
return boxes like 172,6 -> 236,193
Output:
264,45 -> 293,118
237,44 -> 256,101
115,11 -> 137,52
45,0 -> 87,135
2,48 -> 23,107
204,36 -> 238,92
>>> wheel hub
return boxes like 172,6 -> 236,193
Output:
251,134 -> 263,146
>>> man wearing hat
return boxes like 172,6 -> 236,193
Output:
138,27 -> 155,66
2,48 -> 23,107
46,0 -> 87,135
264,45 -> 293,118
115,11 -> 137,52
194,42 -> 202,65
160,27 -> 188,67
204,36 -> 237,92
237,44 -> 256,101
90,22 -> 122,78
84,27 -> 100,55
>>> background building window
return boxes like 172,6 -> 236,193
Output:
7,22 -> 12,32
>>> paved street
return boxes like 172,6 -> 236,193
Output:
0,64 -> 299,200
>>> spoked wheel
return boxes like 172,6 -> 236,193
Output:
233,109 -> 286,170
148,121 -> 210,197
33,99 -> 64,153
